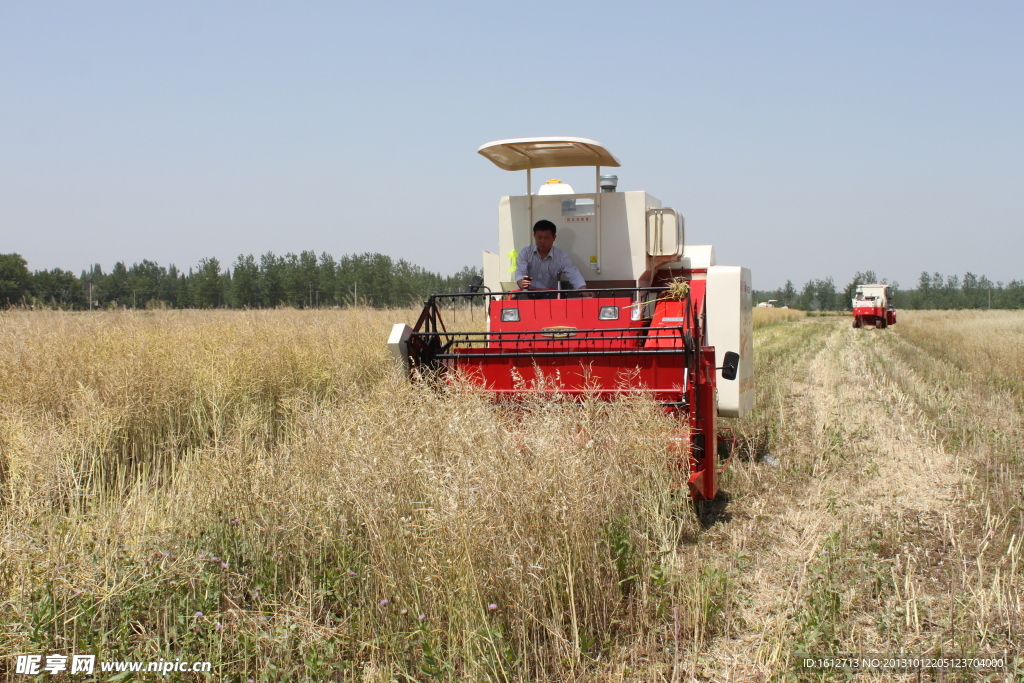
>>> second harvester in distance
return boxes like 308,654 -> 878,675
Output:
852,283 -> 897,329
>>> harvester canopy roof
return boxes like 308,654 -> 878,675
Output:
478,137 -> 621,171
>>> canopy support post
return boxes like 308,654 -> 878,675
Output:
527,167 -> 533,234
595,165 -> 602,275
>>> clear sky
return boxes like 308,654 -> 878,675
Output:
2,1 -> 1022,289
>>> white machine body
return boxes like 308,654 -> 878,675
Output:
852,283 -> 890,308
474,137 -> 754,418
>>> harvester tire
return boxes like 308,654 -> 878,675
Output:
878,318 -> 887,329
852,318 -> 862,329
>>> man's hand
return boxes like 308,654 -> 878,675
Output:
578,286 -> 594,298
517,276 -> 532,290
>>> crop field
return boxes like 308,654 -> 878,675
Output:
1,308 -> 1021,681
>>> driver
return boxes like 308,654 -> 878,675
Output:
514,220 -> 588,294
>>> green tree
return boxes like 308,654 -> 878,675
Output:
317,252 -> 337,307
231,254 -> 259,308
106,261 -> 130,305
0,253 -> 31,305
781,280 -> 797,307
259,252 -> 285,307
176,268 -> 194,308
281,250 -> 319,307
30,268 -> 84,308
81,264 -> 104,309
193,258 -> 223,308
160,264 -> 182,305
913,271 -> 932,309
944,274 -> 961,309
124,260 -> 165,308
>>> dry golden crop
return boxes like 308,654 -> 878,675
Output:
1,307 -> 1021,681
0,308 -> 698,681
752,306 -> 805,328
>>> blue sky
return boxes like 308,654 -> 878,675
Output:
2,1 -> 1021,289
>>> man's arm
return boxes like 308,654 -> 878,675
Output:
557,251 -> 587,290
513,247 -> 532,289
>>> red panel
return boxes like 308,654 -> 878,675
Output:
489,295 -> 643,350
688,346 -> 718,501
450,283 -> 710,402
853,305 -> 885,317
449,348 -> 687,402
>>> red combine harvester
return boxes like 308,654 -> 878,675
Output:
851,283 -> 897,329
390,138 -> 753,500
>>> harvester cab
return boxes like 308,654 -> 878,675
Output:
852,283 -> 897,329
389,137 -> 753,500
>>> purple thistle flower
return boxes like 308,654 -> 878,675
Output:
194,611 -> 204,618
418,614 -> 426,621
488,603 -> 498,611
220,561 -> 228,569
379,599 -> 389,607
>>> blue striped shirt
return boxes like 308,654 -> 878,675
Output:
514,244 -> 587,290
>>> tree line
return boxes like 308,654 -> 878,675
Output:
4,253 -> 1022,311
0,252 -> 480,309
755,270 -> 1024,310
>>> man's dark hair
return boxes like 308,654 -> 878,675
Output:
533,219 -> 556,236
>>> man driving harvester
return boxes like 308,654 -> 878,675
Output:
514,219 -> 590,297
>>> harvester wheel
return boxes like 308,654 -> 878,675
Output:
878,318 -> 887,329
852,318 -> 862,329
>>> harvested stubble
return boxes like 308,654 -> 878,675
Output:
706,311 -> 1024,680
0,308 -> 713,681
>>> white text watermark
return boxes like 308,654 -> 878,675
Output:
14,653 -> 212,676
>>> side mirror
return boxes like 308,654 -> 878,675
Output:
466,275 -> 484,293
719,351 -> 740,381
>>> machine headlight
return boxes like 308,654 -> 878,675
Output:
501,308 -> 520,322
598,306 -> 619,321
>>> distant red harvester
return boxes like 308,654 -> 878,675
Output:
389,138 -> 754,500
852,283 -> 897,329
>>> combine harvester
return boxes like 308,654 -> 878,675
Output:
390,137 -> 752,501
851,283 -> 897,329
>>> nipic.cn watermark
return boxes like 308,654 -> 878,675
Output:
13,654 -> 212,676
